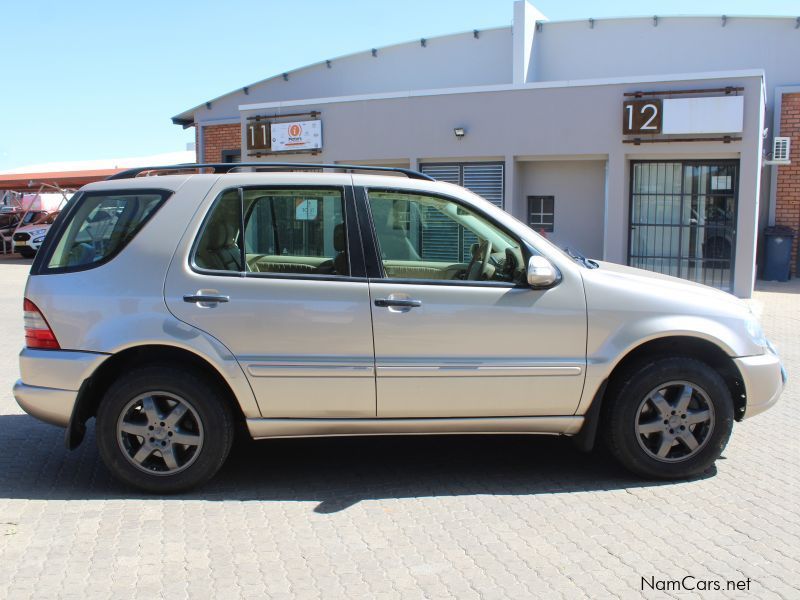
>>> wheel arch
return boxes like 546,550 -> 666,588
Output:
576,335 -> 746,452
606,336 -> 745,418
66,344 -> 248,449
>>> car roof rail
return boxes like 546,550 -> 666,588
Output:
106,162 -> 435,182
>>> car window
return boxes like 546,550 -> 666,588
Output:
47,192 -> 167,270
194,190 -> 243,272
194,187 -> 349,277
367,190 -> 524,284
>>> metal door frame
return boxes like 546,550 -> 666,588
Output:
627,159 -> 739,290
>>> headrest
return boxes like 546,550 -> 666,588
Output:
333,223 -> 346,252
205,210 -> 239,250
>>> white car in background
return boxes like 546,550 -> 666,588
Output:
13,212 -> 60,258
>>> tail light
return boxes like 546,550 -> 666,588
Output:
23,298 -> 60,350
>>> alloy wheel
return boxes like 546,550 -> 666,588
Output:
116,392 -> 204,476
634,381 -> 715,463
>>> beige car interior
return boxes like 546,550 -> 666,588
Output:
194,188 -> 524,282
195,191 -> 349,276
369,191 -> 522,282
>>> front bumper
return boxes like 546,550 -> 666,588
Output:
14,381 -> 78,427
735,349 -> 786,419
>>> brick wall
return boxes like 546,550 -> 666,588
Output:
776,93 -> 800,276
200,123 -> 241,163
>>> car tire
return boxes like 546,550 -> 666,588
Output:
603,357 -> 734,479
96,366 -> 234,493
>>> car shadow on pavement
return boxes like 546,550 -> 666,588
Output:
0,414 -> 715,512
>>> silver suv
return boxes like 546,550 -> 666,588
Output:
13,163 -> 785,492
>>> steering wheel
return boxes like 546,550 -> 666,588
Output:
466,239 -> 493,281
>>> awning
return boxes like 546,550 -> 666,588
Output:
0,168 -> 122,192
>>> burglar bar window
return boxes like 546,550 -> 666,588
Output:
528,196 -> 554,232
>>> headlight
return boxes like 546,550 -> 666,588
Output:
29,229 -> 47,237
32,236 -> 45,243
745,316 -> 767,347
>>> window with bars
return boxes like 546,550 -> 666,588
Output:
527,196 -> 554,232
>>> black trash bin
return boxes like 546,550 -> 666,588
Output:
762,226 -> 795,282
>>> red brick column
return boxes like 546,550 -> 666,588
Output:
776,93 -> 800,276
200,123 -> 241,163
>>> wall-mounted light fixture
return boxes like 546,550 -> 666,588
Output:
454,127 -> 466,139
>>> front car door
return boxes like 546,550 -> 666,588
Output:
165,179 -> 376,418
361,187 -> 587,418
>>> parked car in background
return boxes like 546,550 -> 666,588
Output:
12,211 -> 60,258
13,163 -> 785,493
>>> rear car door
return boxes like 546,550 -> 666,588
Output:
165,181 -> 376,418
360,187 -> 587,418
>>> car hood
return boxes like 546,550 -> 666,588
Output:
585,260 -> 748,316
15,224 -> 51,234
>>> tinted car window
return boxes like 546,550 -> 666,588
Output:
47,192 -> 167,270
194,188 -> 349,277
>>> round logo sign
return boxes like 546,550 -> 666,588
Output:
288,124 -> 303,137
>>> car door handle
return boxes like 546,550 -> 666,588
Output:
374,298 -> 422,308
183,294 -> 230,304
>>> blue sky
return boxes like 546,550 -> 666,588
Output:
1,0 -> 797,170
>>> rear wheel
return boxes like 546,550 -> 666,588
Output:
96,366 -> 234,493
603,357 -> 733,479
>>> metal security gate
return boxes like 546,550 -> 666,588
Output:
629,161 -> 738,291
419,162 -> 504,261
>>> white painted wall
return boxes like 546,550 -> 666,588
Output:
517,160 -> 606,258
530,16 -> 799,104
186,27 -> 512,123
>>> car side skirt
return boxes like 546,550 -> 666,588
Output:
246,416 -> 584,439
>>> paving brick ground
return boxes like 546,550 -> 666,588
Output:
0,256 -> 797,599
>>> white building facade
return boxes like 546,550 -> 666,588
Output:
173,2 -> 800,297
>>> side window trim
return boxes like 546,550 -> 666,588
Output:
360,186 -> 531,288
190,184 -> 367,281
353,186 -> 384,279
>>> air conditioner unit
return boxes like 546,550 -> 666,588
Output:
765,136 -> 791,165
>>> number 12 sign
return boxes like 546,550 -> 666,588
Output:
623,99 -> 663,135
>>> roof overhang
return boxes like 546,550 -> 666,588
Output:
171,116 -> 194,128
0,168 -> 123,192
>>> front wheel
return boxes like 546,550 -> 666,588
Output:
603,357 -> 734,479
96,366 -> 234,493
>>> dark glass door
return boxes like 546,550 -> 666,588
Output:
629,161 -> 738,291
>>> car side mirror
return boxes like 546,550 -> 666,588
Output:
527,255 -> 558,288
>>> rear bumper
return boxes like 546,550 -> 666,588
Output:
735,349 -> 786,419
14,381 -> 77,427
19,348 -> 108,390
15,348 -> 109,428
